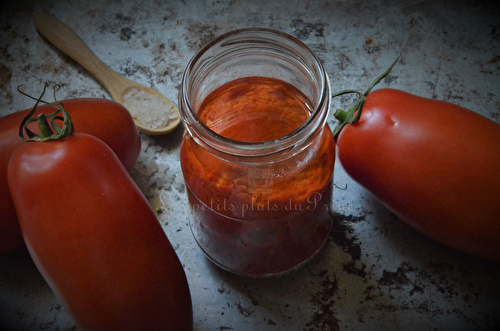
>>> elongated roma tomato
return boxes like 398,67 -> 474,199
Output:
0,98 -> 141,253
8,131 -> 192,331
336,88 -> 500,261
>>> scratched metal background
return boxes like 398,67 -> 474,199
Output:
1,1 -> 500,330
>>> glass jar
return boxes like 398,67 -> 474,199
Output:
179,28 -> 335,277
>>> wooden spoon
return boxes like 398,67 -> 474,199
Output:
33,13 -> 180,135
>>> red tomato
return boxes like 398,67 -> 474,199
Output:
7,132 -> 192,331
0,98 -> 141,253
336,88 -> 500,261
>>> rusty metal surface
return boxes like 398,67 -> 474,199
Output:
1,1 -> 499,330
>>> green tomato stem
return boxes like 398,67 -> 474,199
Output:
17,83 -> 74,142
37,114 -> 54,138
331,55 -> 401,138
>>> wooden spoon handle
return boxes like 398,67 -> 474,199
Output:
33,13 -> 129,101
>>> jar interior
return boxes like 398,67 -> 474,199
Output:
186,30 -> 325,118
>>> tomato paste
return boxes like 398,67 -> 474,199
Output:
180,76 -> 335,277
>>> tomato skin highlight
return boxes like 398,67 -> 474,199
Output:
7,133 -> 192,331
0,98 -> 141,253
336,88 -> 500,261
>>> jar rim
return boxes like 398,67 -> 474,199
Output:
179,28 -> 330,157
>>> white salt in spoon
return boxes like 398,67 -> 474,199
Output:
33,13 -> 180,135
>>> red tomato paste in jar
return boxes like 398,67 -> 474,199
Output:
180,76 -> 335,277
